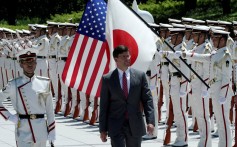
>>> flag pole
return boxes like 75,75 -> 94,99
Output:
120,1 -> 210,88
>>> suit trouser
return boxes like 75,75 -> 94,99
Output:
16,141 -> 46,147
110,120 -> 142,147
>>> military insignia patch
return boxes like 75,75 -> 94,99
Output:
226,60 -> 229,67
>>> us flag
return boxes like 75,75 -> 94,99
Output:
62,0 -> 109,97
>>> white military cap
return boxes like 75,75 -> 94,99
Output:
58,22 -> 67,28
47,21 -> 59,27
168,18 -> 182,24
233,21 -> 237,26
65,22 -> 77,28
211,29 -> 230,37
16,48 -> 39,61
3,28 -> 15,34
206,20 -> 219,25
192,25 -> 210,33
209,26 -> 225,30
16,29 -> 23,34
168,28 -> 185,35
185,25 -> 193,31
35,24 -> 47,29
148,23 -> 160,28
159,23 -> 173,28
22,29 -> 31,34
181,17 -> 194,24
192,19 -> 205,25
171,23 -> 185,28
28,24 -> 37,31
218,20 -> 232,26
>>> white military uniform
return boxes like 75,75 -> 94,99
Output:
188,40 -> 212,147
32,34 -> 49,77
48,32 -> 61,106
159,37 -> 171,118
163,41 -> 189,146
0,75 -> 55,147
57,34 -> 70,113
184,46 -> 233,147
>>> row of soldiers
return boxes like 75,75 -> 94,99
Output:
1,8 -> 237,147
0,21 -> 100,126
143,17 -> 237,146
132,1 -> 237,146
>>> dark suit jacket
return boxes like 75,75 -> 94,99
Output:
99,68 -> 155,137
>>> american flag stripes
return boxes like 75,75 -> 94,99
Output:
62,0 -> 109,97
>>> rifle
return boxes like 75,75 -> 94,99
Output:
83,94 -> 90,121
64,87 -> 72,117
1,67 -> 4,87
163,96 -> 174,145
89,97 -> 99,125
47,67 -> 55,98
73,90 -> 81,119
55,74 -> 62,114
230,83 -> 236,124
234,93 -> 237,147
209,99 -> 213,119
158,81 -> 163,122
193,118 -> 198,132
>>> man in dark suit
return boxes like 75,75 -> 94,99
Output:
99,45 -> 155,147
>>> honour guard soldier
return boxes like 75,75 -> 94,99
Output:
0,48 -> 55,147
32,24 -> 49,78
182,29 -> 234,147
160,28 -> 189,147
47,21 -> 61,112
187,26 -> 212,147
158,23 -> 173,122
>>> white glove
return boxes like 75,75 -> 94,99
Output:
180,91 -> 187,98
201,90 -> 208,98
8,114 -> 18,124
219,97 -> 226,104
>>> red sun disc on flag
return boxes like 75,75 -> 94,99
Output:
113,29 -> 138,66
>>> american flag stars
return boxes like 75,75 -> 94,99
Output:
78,0 -> 107,41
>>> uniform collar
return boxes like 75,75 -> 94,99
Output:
22,74 -> 36,82
216,46 -> 227,53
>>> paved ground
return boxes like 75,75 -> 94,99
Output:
0,99 -> 235,147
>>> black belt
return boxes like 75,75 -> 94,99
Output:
11,57 -> 17,60
161,62 -> 169,66
37,56 -> 47,59
58,57 -> 67,61
48,55 -> 56,59
19,114 -> 44,119
171,72 -> 181,77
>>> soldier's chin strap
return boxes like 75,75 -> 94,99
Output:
174,34 -> 178,47
217,37 -> 222,49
